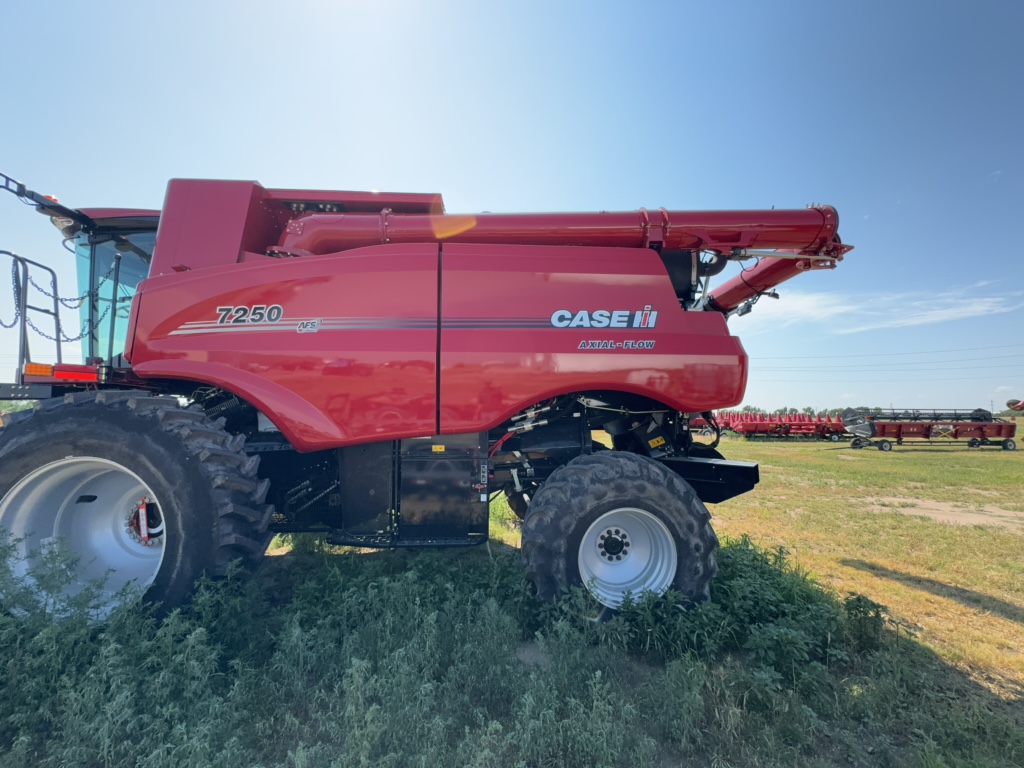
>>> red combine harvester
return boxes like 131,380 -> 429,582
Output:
0,171 -> 851,615
841,408 -> 1016,451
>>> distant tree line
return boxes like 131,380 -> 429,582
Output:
736,405 -> 850,417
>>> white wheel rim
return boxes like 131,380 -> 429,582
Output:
578,507 -> 677,608
0,457 -> 165,613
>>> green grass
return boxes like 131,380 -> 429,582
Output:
715,437 -> 1024,691
2,440 -> 1023,767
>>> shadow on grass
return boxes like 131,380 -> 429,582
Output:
886,448 -> 1010,454
829,447 -> 993,454
840,558 -> 1024,626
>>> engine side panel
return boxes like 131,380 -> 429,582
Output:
439,243 -> 747,434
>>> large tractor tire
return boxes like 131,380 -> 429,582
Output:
0,391 -> 273,617
521,451 -> 718,609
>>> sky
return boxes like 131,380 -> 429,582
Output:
1,0 -> 1022,412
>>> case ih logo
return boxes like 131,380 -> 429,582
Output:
550,305 -> 658,329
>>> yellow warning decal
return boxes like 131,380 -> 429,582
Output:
432,445 -> 446,453
648,436 -> 667,449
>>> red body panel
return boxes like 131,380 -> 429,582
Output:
439,244 -> 746,434
130,241 -> 747,451
149,180 -> 446,278
131,245 -> 439,450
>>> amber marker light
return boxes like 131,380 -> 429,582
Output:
23,363 -> 54,377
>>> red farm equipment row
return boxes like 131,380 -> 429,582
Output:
841,408 -> 1017,452
719,411 -> 847,442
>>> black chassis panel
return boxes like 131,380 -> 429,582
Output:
318,432 -> 490,548
395,433 -> 489,544
0,383 -> 53,400
658,456 -> 760,504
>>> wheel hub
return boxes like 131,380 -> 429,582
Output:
597,528 -> 630,561
126,496 -> 165,546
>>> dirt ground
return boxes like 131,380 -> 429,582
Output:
860,496 -> 1024,533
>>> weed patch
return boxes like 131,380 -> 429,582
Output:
2,518 -> 1022,765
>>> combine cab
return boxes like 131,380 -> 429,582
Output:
0,171 -> 851,615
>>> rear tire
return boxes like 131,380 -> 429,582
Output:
521,452 -> 718,608
0,391 -> 273,616
1003,439 -> 1017,451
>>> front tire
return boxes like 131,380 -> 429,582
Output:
0,391 -> 273,616
521,452 -> 718,608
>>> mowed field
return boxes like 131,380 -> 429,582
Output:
708,436 -> 1024,697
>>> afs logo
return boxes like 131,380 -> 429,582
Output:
550,305 -> 658,329
297,319 -> 322,334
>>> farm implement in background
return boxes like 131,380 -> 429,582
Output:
718,411 -> 847,442
841,408 -> 1017,452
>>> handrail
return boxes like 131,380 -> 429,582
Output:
1,250 -> 63,383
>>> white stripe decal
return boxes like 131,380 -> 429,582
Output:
168,321 -> 437,336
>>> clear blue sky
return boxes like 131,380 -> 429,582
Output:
1,0 -> 1021,412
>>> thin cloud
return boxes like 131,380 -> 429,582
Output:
838,290 -> 1024,334
729,291 -> 860,335
730,286 -> 1024,335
